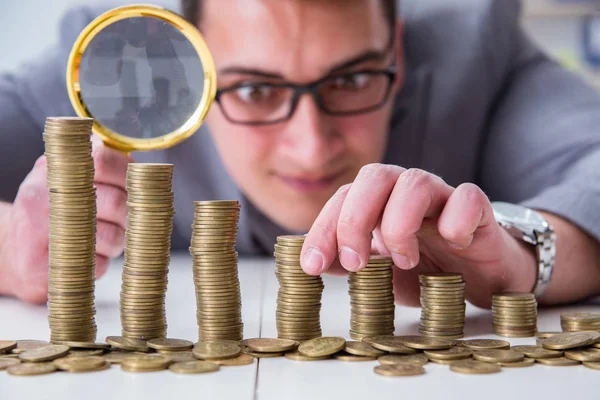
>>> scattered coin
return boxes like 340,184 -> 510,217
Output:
121,354 -> 172,372
284,351 -> 330,361
449,359 -> 501,374
7,362 -> 57,376
211,354 -> 255,366
344,341 -> 386,357
242,338 -> 298,353
0,341 -> 17,353
106,336 -> 149,353
335,353 -> 378,362
298,337 -> 346,357
54,356 -> 107,372
542,332 -> 600,350
472,349 -> 524,363
368,336 -> 418,354
378,354 -> 429,366
193,340 -> 242,360
243,351 -> 284,358
461,339 -> 511,350
564,348 -> 600,362
424,347 -> 472,361
583,361 -> 600,370
11,340 -> 50,354
397,336 -> 455,350
497,358 -> 535,368
54,342 -> 109,350
374,364 -> 425,377
511,345 -> 563,359
169,361 -> 220,374
536,357 -> 580,366
147,338 -> 194,351
0,358 -> 21,370
19,345 -> 70,362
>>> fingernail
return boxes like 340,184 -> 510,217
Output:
302,247 -> 325,274
392,253 -> 412,270
446,240 -> 466,250
339,246 -> 362,271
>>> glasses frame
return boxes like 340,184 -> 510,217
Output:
215,65 -> 398,126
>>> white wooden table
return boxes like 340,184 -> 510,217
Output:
1,253 -> 599,400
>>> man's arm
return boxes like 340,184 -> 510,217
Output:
479,8 -> 600,305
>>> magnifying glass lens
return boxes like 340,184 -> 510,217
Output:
79,16 -> 205,141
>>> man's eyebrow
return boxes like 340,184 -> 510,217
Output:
219,48 -> 391,80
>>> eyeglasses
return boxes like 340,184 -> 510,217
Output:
215,65 -> 397,126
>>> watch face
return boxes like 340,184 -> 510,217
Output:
492,202 -> 547,228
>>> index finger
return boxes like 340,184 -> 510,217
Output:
92,135 -> 135,189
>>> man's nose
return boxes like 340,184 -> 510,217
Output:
280,95 -> 341,168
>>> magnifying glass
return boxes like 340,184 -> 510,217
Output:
66,4 -> 216,153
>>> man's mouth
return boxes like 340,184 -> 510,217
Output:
276,171 -> 344,192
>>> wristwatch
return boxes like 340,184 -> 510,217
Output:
490,202 -> 556,298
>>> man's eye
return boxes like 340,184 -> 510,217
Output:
235,85 -> 275,103
330,74 -> 371,91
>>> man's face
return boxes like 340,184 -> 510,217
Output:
202,0 -> 404,231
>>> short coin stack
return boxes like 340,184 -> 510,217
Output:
419,273 -> 466,339
348,256 -> 395,340
274,235 -> 324,341
560,312 -> 600,332
492,292 -> 537,337
43,117 -> 97,343
190,201 -> 243,341
121,163 -> 175,340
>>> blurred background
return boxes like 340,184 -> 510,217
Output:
1,0 -> 600,90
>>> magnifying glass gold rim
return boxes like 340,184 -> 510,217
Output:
66,4 -> 217,153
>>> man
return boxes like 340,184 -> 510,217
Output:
0,0 -> 599,307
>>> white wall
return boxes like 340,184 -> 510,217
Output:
0,0 -> 179,74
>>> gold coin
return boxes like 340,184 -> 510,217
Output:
211,354 -> 255,366
583,361 -> 600,370
472,349 -> 524,363
54,356 -> 106,372
298,337 -> 346,357
106,336 -> 150,352
564,348 -> 600,362
0,340 -> 17,353
449,359 -> 501,374
374,364 -> 425,377
498,358 -> 535,368
536,357 -> 580,366
7,362 -> 58,376
103,352 -> 131,364
19,344 -> 70,362
52,341 -> 108,350
284,351 -> 330,361
369,336 -> 418,354
460,339 -> 511,350
424,347 -> 472,360
168,361 -> 220,374
395,336 -> 454,350
542,332 -> 600,350
0,358 -> 21,370
242,351 -> 284,358
378,354 -> 429,366
335,353 -> 378,362
511,345 -> 563,359
242,338 -> 298,353
344,341 -> 386,357
146,338 -> 194,351
535,332 -> 562,339
68,349 -> 104,357
193,340 -> 242,360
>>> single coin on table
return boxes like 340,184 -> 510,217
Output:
19,345 -> 70,362
583,361 -> 600,370
285,351 -> 330,361
7,362 -> 57,376
147,338 -> 194,351
536,357 -> 581,366
449,359 -> 502,374
11,340 -> 50,354
498,358 -> 535,368
374,364 -> 425,377
378,354 -> 429,366
242,338 -> 298,353
335,352 -> 378,362
106,336 -> 149,353
54,356 -> 110,373
52,341 -> 109,350
344,341 -> 386,357
460,339 -> 511,350
298,337 -> 346,357
169,361 -> 220,374
0,358 -> 21,370
193,340 -> 242,360
542,332 -> 600,350
564,348 -> 600,362
396,336 -> 455,350
472,349 -> 524,363
511,345 -> 563,359
0,341 -> 17,353
211,354 -> 255,366
368,336 -> 418,354
424,347 -> 472,361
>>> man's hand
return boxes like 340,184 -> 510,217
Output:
0,136 -> 133,303
300,164 -> 537,308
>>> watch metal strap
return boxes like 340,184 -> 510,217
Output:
532,229 -> 556,298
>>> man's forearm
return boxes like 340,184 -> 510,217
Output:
537,211 -> 600,305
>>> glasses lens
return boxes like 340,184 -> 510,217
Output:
319,73 -> 391,113
219,84 -> 294,123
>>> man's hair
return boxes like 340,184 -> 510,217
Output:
180,0 -> 397,31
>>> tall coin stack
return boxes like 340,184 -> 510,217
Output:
190,201 -> 243,341
274,235 -> 324,341
121,163 -> 175,340
44,117 -> 97,343
560,312 -> 600,332
348,256 -> 395,340
492,292 -> 537,337
419,273 -> 466,339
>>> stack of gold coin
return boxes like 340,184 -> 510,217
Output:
419,273 -> 465,339
43,117 -> 97,343
560,312 -> 600,332
121,163 -> 175,340
274,235 -> 324,341
492,292 -> 537,337
348,256 -> 395,340
190,201 -> 243,341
